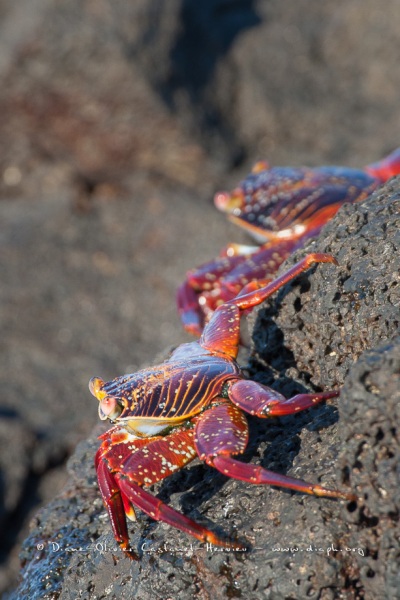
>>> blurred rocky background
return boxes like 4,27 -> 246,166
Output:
0,0 -> 399,596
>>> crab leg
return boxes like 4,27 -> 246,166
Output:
97,426 -> 243,555
201,253 -> 337,359
227,379 -> 339,417
194,400 -> 352,501
213,238 -> 301,306
364,146 -> 400,181
177,248 -> 253,336
117,478 -> 238,548
211,455 -> 352,499
231,253 -> 337,311
176,280 -> 205,336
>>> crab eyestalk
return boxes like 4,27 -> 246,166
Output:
214,189 -> 244,213
89,376 -> 106,399
89,376 -> 124,421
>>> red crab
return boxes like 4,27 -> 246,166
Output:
177,147 -> 400,335
90,253 -> 354,559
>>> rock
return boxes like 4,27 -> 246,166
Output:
120,0 -> 400,168
9,180 -> 399,598
2,0 -> 400,595
1,0 -> 400,204
339,339 -> 400,599
250,176 -> 400,390
0,181 -> 234,596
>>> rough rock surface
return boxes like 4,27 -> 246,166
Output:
2,0 -> 400,596
250,177 -> 400,390
9,181 -> 400,598
339,339 -> 400,600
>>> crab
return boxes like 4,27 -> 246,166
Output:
177,147 -> 400,335
90,253 -> 354,559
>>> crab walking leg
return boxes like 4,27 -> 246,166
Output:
204,240 -> 298,310
228,379 -> 339,417
211,455 -> 353,500
201,253 -> 337,359
180,240 -> 303,334
220,239 -> 301,296
231,253 -> 337,311
176,280 -> 204,336
98,426 -> 243,553
365,146 -> 400,181
177,249 -> 252,335
194,400 -> 353,501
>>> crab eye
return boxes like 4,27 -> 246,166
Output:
89,376 -> 106,400
214,189 -> 245,213
98,396 -> 123,421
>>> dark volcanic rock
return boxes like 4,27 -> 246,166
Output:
10,182 -> 400,598
250,177 -> 400,391
2,0 -> 400,596
340,339 -> 400,599
0,183 -> 233,596
1,0 -> 400,204
117,0 -> 400,167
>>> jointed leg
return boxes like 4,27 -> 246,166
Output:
211,455 -> 351,499
176,249 -> 253,336
97,426 -> 245,556
365,147 -> 400,181
117,477 -> 242,548
194,399 -> 353,501
228,379 -> 339,417
176,280 -> 204,336
231,253 -> 337,312
200,253 -> 337,359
